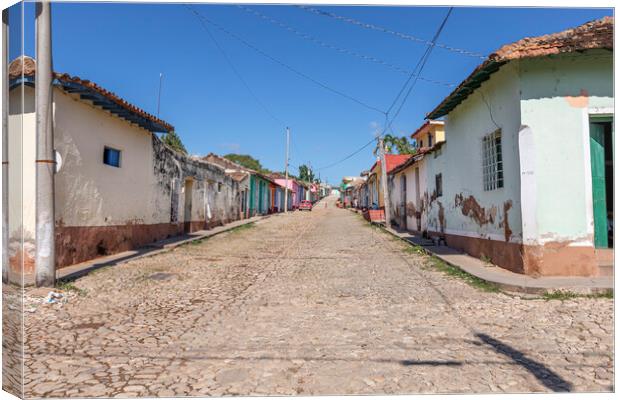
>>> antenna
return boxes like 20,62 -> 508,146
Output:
157,73 -> 163,118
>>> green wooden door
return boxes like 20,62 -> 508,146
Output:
258,180 -> 264,213
590,123 -> 608,248
249,176 -> 256,216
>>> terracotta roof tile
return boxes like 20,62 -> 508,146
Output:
370,154 -> 412,174
427,16 -> 613,119
8,56 -> 173,132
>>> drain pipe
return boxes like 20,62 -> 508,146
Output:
2,9 -> 9,283
34,2 -> 55,287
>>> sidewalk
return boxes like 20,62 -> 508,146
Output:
20,214 -> 272,286
382,225 -> 613,295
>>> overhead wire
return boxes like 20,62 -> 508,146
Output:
317,7 -> 453,171
382,7 -> 453,135
186,5 -> 286,127
186,5 -> 385,115
238,5 -> 455,88
297,5 -> 485,59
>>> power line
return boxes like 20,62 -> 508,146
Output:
317,7 -> 453,171
187,5 -> 286,127
383,7 -> 453,134
238,5 -> 455,89
298,5 -> 485,59
186,5 -> 385,115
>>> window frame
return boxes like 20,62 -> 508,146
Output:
103,146 -> 122,168
435,173 -> 443,197
482,129 -> 504,191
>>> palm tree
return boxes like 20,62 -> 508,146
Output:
372,134 -> 415,156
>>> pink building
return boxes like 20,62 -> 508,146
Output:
274,177 -> 300,209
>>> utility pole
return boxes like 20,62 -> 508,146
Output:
157,72 -> 163,118
378,136 -> 391,229
35,2 -> 55,287
2,9 -> 9,283
284,127 -> 289,213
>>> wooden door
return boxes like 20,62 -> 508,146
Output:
590,122 -> 608,248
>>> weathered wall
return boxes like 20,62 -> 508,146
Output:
48,88 -> 240,268
412,51 -> 612,276
518,50 -> 613,275
8,85 -> 36,273
437,62 -> 523,247
520,51 -> 612,244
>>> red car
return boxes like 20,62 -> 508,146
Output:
298,200 -> 313,211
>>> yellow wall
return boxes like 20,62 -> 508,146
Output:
413,123 -> 445,148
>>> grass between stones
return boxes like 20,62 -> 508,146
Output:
397,237 -> 500,292
56,280 -> 88,296
542,289 -> 613,301
228,222 -> 256,234
423,253 -> 501,293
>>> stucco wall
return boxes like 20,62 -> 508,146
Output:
15,86 -> 240,269
436,62 -> 523,244
519,50 -> 613,246
8,85 -> 36,272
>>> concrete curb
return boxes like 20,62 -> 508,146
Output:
350,209 -> 613,296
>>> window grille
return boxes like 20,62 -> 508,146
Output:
482,129 -> 503,191
435,173 -> 443,197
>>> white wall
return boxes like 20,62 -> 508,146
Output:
434,62 -> 523,242
54,88 -> 164,226
519,50 -> 613,245
8,85 -> 36,265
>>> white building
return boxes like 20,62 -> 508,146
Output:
7,56 -> 241,278
389,17 -> 613,277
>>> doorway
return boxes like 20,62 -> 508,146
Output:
183,178 -> 194,234
590,118 -> 613,248
400,174 -> 407,229
414,167 -> 421,231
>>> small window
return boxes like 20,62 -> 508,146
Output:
103,147 -> 121,167
482,129 -> 503,191
435,173 -> 443,197
428,132 -> 433,147
217,182 -> 222,193
419,139 -> 423,148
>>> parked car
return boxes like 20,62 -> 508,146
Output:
299,200 -> 313,211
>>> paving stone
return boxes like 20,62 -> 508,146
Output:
9,197 -> 613,397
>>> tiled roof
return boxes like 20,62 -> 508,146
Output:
389,142 -> 445,176
370,154 -> 413,174
8,56 -> 173,132
427,16 -> 613,119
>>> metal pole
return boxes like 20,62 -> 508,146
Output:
284,127 -> 289,213
35,2 -> 55,287
157,72 -> 163,118
2,9 -> 9,283
378,136 -> 391,229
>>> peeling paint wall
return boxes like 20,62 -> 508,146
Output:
435,62 -> 523,244
8,85 -> 35,273
18,87 -> 240,269
519,50 -> 613,247
390,51 -> 612,276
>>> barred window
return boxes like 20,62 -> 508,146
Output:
482,129 -> 503,191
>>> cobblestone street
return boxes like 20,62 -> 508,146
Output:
14,196 -> 614,397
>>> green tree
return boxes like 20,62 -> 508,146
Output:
373,134 -> 416,156
298,164 -> 314,182
161,131 -> 187,154
224,154 -> 271,174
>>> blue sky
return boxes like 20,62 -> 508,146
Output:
10,2 -> 612,184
